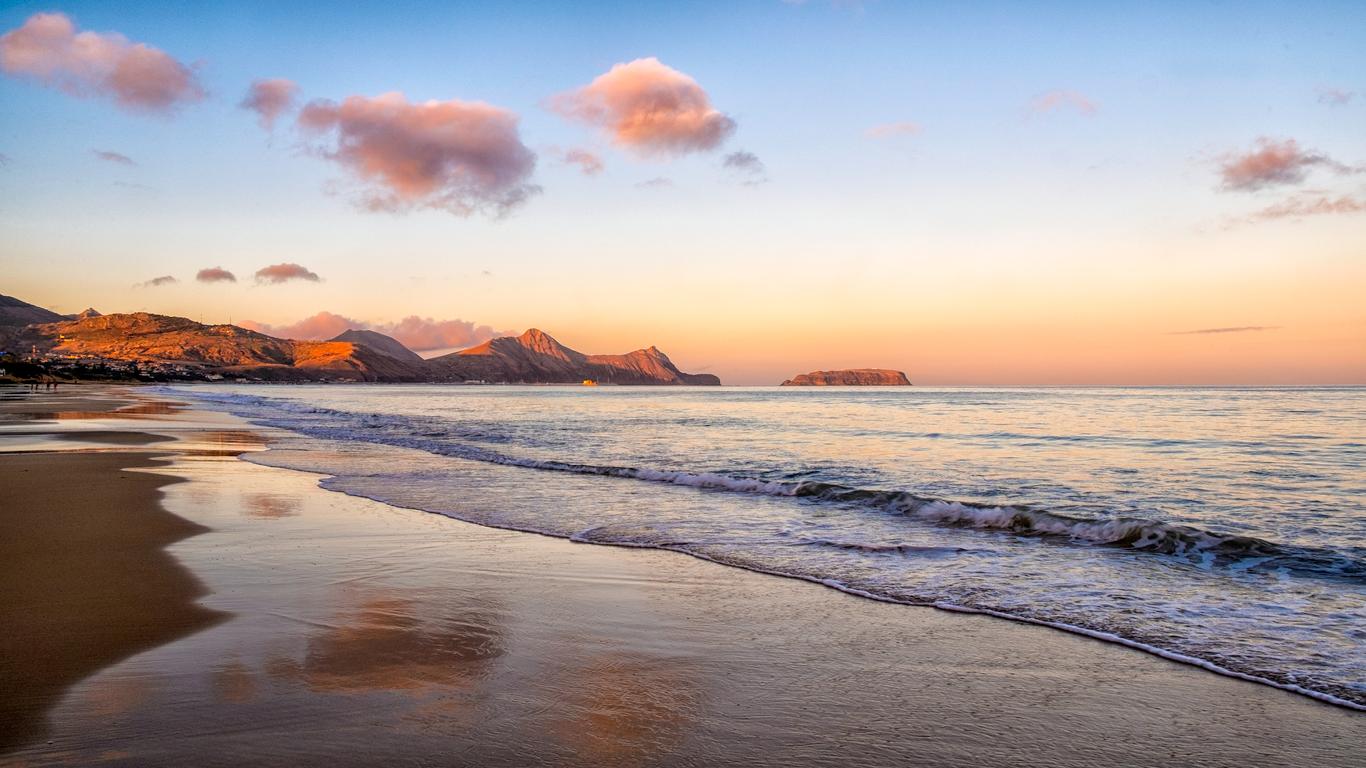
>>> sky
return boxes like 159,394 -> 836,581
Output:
1,0 -> 1363,385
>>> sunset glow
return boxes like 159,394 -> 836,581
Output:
2,1 -> 1362,384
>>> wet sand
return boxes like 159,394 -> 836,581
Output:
0,391 -> 223,753
0,386 -> 1361,767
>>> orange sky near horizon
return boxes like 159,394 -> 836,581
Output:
2,4 -> 1363,386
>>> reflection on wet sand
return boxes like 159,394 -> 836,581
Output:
244,493 -> 301,519
192,429 -> 268,450
74,674 -> 156,720
552,653 -> 702,766
269,591 -> 504,694
0,430 -> 174,448
0,399 -> 187,422
177,429 -> 271,458
0,449 -> 224,754
212,660 -> 258,704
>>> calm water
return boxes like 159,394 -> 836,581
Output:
176,385 -> 1366,708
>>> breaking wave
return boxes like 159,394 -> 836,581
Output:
178,389 -> 1365,580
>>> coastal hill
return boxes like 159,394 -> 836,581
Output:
431,328 -> 720,385
0,294 -> 66,327
19,312 -> 426,382
3,295 -> 718,384
780,369 -> 911,386
329,328 -> 426,364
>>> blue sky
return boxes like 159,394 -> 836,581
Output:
2,1 -> 1363,383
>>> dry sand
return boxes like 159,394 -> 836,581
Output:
0,385 -> 1361,767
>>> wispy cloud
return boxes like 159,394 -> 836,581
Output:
866,121 -> 921,138
554,147 -> 604,176
135,275 -> 177,288
1027,89 -> 1097,117
635,176 -> 673,189
93,149 -> 134,165
551,58 -> 736,156
0,12 -> 204,114
1228,192 -> 1366,227
254,262 -> 320,284
1217,137 -> 1358,192
241,78 -> 300,130
1317,87 -> 1354,106
722,150 -> 768,185
196,266 -> 237,283
298,92 -> 539,217
1170,326 -> 1279,335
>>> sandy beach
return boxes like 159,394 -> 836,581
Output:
0,385 -> 1361,767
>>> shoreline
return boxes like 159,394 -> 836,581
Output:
0,389 -> 226,753
1,385 -> 1361,766
198,383 -> 1364,711
312,462 -> 1366,713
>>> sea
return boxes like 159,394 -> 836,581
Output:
171,384 -> 1366,709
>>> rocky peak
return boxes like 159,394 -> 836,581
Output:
516,328 -> 577,360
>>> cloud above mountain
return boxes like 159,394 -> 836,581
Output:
136,275 -> 177,288
551,58 -> 736,156
241,311 -> 508,352
0,12 -> 204,114
297,91 -> 540,217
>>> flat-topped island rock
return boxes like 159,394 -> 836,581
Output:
780,368 -> 911,386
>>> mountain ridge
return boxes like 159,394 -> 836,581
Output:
2,296 -> 718,385
431,328 -> 720,385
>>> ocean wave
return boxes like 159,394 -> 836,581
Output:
171,386 -> 1366,711
172,388 -> 1366,579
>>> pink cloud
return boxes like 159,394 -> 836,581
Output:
255,262 -> 320,284
551,58 -> 736,156
1218,138 -> 1357,192
240,311 -> 357,340
240,78 -> 299,130
242,311 -> 507,352
866,121 -> 921,138
297,92 -> 539,217
558,147 -> 604,175
196,266 -> 237,283
1242,193 -> 1366,224
1317,87 -> 1354,106
1027,89 -> 1097,117
0,12 -> 204,113
379,316 -> 507,351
